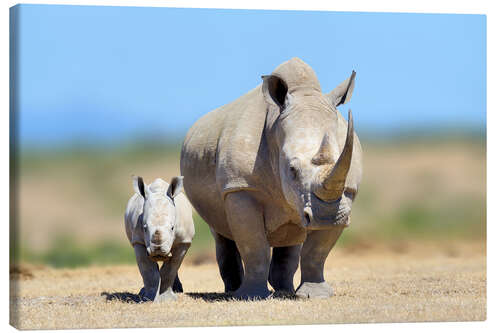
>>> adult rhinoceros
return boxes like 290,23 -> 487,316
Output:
180,57 -> 362,299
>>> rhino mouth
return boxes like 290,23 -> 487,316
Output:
302,192 -> 350,230
303,214 -> 349,230
149,252 -> 172,261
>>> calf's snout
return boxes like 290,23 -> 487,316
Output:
151,229 -> 163,245
147,244 -> 172,260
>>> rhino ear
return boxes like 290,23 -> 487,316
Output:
262,74 -> 289,110
167,176 -> 184,199
327,70 -> 356,107
133,176 -> 146,198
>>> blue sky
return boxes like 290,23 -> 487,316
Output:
12,4 -> 486,147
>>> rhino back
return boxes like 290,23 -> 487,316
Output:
181,86 -> 274,237
181,86 -> 268,194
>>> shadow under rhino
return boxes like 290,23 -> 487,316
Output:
101,291 -> 297,303
101,291 -> 142,303
186,291 -> 297,302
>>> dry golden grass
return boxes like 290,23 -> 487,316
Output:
10,240 -> 486,329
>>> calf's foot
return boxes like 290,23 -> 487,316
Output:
295,281 -> 334,299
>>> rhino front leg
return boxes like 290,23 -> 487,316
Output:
296,226 -> 345,299
134,244 -> 160,302
269,245 -> 301,295
225,191 -> 271,300
211,229 -> 244,292
157,242 -> 190,302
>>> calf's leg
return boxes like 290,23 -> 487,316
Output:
157,242 -> 190,302
296,226 -> 344,299
134,244 -> 160,301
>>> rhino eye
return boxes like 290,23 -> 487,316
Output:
289,166 -> 298,180
171,226 -> 174,231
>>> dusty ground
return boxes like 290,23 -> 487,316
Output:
10,240 -> 486,329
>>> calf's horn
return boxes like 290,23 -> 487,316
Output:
315,110 -> 354,201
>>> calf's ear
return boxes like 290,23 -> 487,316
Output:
132,175 -> 146,198
262,74 -> 289,111
167,176 -> 184,199
327,70 -> 356,107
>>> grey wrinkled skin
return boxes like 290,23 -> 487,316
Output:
181,58 -> 362,299
124,177 -> 195,302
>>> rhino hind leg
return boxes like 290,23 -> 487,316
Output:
211,229 -> 244,292
173,274 -> 183,293
296,226 -> 344,299
268,245 -> 301,295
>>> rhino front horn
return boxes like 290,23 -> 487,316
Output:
315,110 -> 354,201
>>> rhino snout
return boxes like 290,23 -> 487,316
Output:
146,231 -> 170,258
301,196 -> 351,230
151,230 -> 163,245
147,243 -> 172,261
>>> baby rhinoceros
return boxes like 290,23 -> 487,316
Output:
124,176 -> 194,302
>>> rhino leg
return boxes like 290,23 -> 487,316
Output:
225,191 -> 271,300
211,229 -> 244,292
173,274 -> 183,293
296,226 -> 344,299
269,245 -> 301,294
157,242 -> 191,302
134,244 -> 160,302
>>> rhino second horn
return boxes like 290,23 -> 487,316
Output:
315,110 -> 354,201
312,133 -> 334,165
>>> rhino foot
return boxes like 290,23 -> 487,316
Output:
232,285 -> 271,301
296,281 -> 334,299
155,288 -> 178,302
271,290 -> 297,299
138,287 -> 157,302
